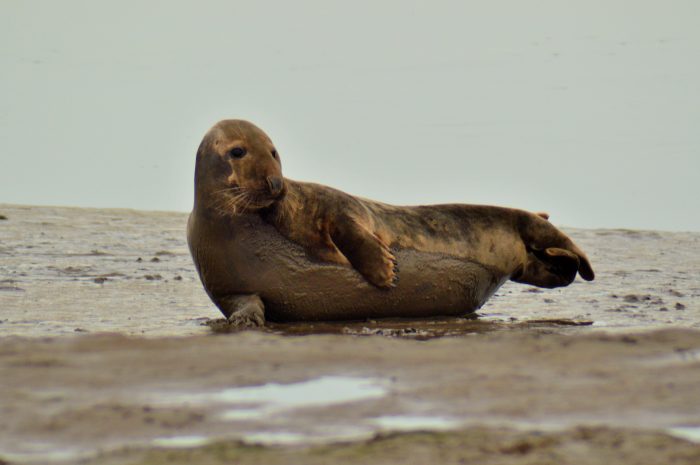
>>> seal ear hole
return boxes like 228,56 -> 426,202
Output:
271,149 -> 279,159
229,147 -> 247,159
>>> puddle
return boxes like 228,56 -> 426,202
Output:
0,443 -> 94,464
373,415 -> 463,431
241,425 -> 376,446
241,431 -> 309,445
151,435 -> 211,448
214,376 -> 387,406
219,407 -> 263,421
1,437 -> 213,464
155,376 -> 388,422
642,349 -> 700,367
218,376 -> 388,421
667,426 -> 700,443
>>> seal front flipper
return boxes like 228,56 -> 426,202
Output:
329,215 -> 398,289
214,294 -> 266,328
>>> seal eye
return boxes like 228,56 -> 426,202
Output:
271,149 -> 278,159
229,147 -> 247,159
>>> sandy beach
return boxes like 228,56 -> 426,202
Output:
1,204 -> 699,464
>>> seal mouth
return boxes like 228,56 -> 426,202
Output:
212,186 -> 280,216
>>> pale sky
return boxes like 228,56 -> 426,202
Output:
2,1 -> 699,231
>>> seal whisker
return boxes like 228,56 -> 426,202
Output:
212,186 -> 245,196
230,192 -> 250,215
242,192 -> 255,213
212,189 -> 253,216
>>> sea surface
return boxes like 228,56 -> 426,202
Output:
1,204 -> 698,337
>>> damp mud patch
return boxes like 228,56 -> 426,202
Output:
205,316 -> 593,339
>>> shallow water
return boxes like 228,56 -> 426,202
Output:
1,204 -> 698,337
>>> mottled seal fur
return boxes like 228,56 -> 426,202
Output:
188,120 -> 594,326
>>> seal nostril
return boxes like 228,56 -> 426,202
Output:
266,176 -> 283,195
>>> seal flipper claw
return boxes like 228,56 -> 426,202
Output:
330,216 -> 397,289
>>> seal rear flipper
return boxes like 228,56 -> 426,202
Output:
330,217 -> 398,289
517,212 -> 595,285
575,250 -> 595,281
511,247 -> 581,288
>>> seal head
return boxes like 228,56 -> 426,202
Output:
194,120 -> 285,216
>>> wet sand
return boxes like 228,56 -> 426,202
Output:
1,204 -> 700,464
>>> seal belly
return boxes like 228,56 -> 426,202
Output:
205,214 -> 506,322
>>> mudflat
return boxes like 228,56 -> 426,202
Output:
1,330 -> 700,464
1,204 -> 699,464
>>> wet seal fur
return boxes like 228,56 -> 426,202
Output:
188,120 -> 594,327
